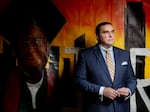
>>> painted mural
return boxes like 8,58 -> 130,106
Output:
0,0 -> 150,112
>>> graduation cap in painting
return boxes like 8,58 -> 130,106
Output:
0,0 -> 66,44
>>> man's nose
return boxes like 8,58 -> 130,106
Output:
109,32 -> 113,37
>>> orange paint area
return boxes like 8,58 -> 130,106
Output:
51,0 -> 150,78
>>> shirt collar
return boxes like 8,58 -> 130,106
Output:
99,44 -> 113,52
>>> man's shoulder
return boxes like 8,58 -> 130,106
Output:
113,46 -> 128,52
113,46 -> 130,55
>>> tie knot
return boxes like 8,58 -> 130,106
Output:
106,49 -> 110,54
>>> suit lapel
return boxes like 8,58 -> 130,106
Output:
113,47 -> 120,82
94,44 -> 112,82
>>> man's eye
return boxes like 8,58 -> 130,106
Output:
103,31 -> 109,34
35,39 -> 40,44
111,30 -> 114,33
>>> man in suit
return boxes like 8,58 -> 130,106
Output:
74,22 -> 137,112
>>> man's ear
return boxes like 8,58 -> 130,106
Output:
96,36 -> 101,43
96,36 -> 100,41
96,36 -> 99,40
44,43 -> 50,69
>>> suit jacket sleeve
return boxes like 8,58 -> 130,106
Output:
125,54 -> 137,94
74,50 -> 100,95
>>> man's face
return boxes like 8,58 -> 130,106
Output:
98,24 -> 115,48
17,25 -> 48,69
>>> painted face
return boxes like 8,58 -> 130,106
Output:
98,24 -> 115,48
17,25 -> 48,69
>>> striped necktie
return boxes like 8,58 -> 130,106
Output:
106,49 -> 115,81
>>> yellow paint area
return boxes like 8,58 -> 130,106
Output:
145,26 -> 150,78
